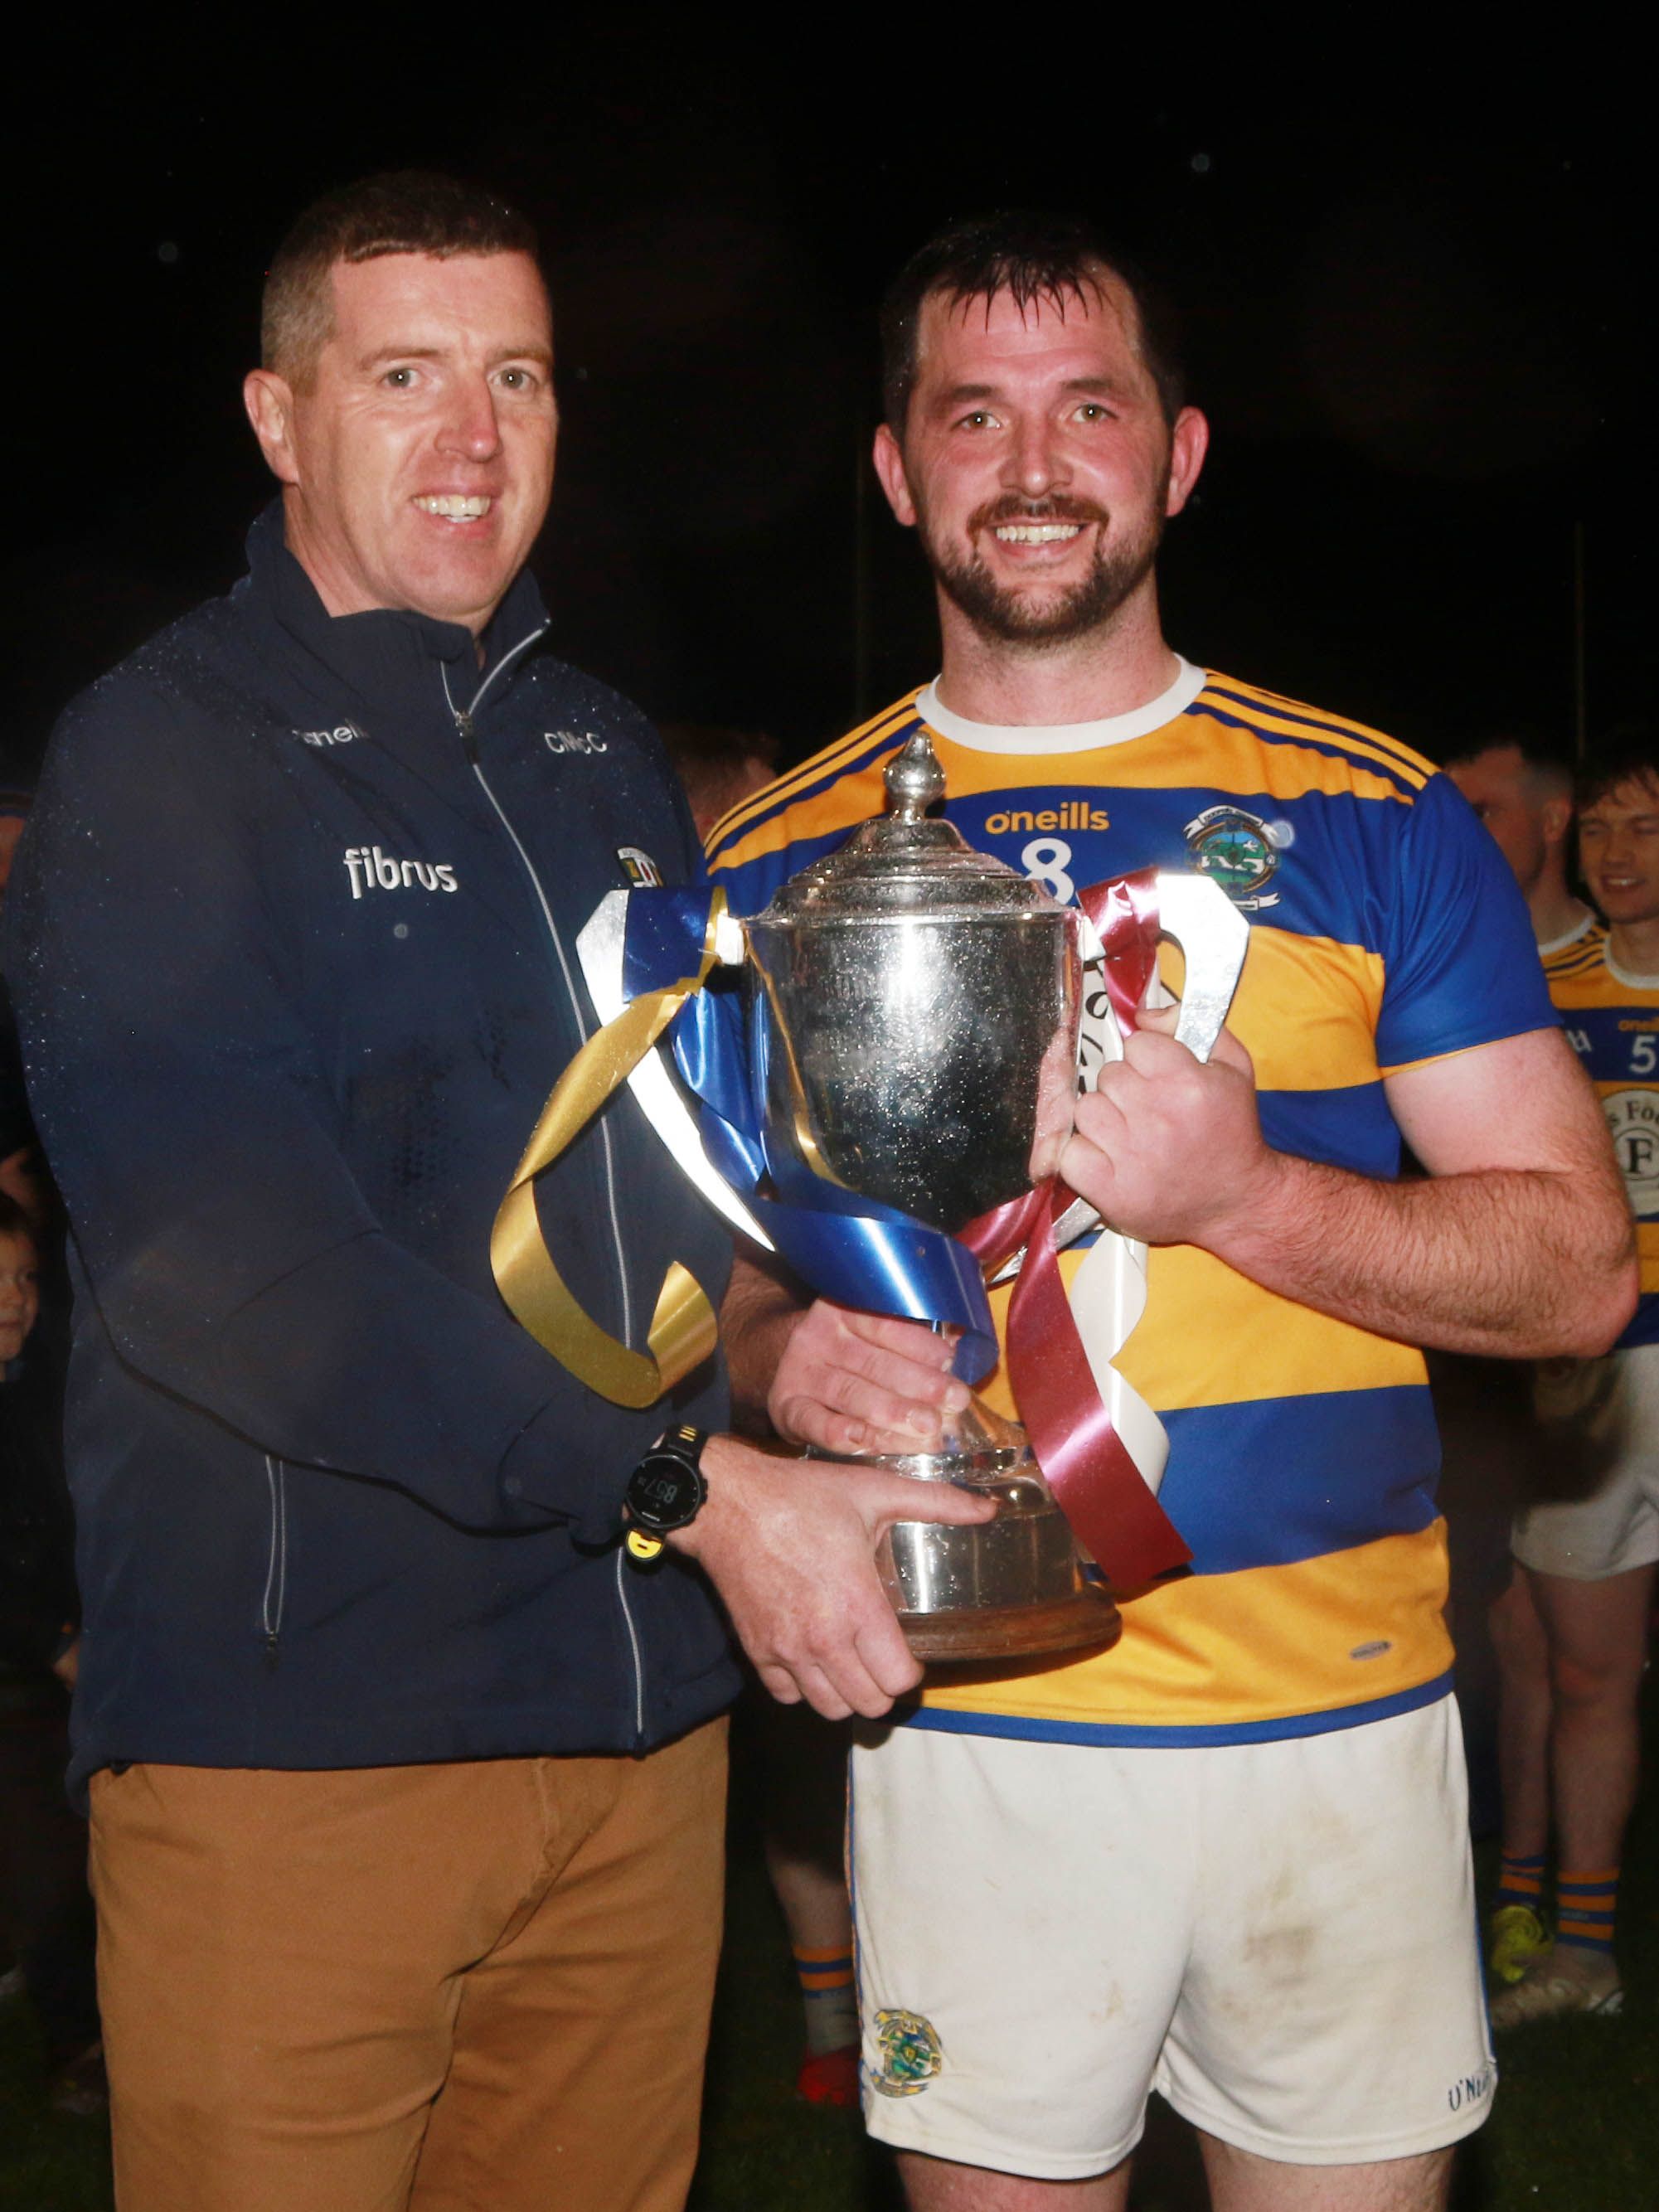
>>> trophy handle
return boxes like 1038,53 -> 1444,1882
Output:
990,871 -> 1250,1283
1152,871 -> 1251,1067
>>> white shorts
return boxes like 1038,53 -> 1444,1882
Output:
850,1699 -> 1493,2179
1513,1341 -> 1659,1579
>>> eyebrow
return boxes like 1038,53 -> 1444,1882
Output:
356,342 -> 555,371
934,373 -> 1139,409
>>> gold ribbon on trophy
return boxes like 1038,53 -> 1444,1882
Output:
490,892 -> 730,1408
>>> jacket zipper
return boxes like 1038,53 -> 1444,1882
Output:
261,1454 -> 289,1667
614,1548 -> 647,1739
443,637 -> 649,1742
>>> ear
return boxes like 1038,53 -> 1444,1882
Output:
1164,405 -> 1210,518
872,423 -> 918,530
243,369 -> 301,488
1541,793 -> 1574,851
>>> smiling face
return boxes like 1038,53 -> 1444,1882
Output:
1579,773 -> 1659,927
0,1230 -> 39,1364
244,250 -> 556,632
874,274 -> 1205,651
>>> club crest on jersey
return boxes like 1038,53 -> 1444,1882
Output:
617,846 -> 664,887
1602,1089 -> 1659,1210
871,2008 -> 943,2098
1182,804 -> 1289,911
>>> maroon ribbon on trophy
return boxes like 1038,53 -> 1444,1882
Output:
958,868 -> 1193,1591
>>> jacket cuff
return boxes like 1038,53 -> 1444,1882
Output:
498,1399 -> 633,1547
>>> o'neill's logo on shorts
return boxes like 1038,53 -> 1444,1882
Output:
1182,804 -> 1293,912
1447,2062 -> 1494,2113
871,2008 -> 943,2098
342,846 -> 458,899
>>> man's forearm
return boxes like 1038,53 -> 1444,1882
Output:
720,1251 -> 808,1430
1210,1149 -> 1636,1361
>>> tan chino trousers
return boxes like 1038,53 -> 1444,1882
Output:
90,1718 -> 727,2212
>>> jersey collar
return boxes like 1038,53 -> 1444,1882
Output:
915,657 -> 1206,755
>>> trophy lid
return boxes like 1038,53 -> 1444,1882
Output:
756,730 -> 1063,923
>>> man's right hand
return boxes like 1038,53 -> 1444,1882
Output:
767,1299 -> 971,1455
667,1435 -> 995,1720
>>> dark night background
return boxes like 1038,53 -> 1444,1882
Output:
7,41 -> 1651,781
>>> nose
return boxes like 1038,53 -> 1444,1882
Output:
436,372 -> 503,464
1001,411 -> 1069,500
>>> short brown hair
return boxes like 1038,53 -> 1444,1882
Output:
262,171 -> 541,387
1579,721 -> 1659,813
880,211 -> 1185,434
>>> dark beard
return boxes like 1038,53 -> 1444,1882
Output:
921,492 -> 1164,649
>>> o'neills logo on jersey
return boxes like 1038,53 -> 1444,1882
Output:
984,803 -> 1111,834
342,846 -> 458,899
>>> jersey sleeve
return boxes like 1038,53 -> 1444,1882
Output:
705,823 -> 800,916
1373,770 -> 1558,1072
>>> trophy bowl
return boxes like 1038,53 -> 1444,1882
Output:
744,732 -> 1120,1663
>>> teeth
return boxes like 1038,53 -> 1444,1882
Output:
416,494 -> 492,518
994,523 -> 1082,543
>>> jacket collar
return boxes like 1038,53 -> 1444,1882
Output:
239,500 -> 549,725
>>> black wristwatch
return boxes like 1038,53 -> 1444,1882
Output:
623,1424 -> 709,1560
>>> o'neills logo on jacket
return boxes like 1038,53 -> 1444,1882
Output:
342,846 -> 458,899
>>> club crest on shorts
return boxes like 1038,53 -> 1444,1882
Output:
871,2007 -> 943,2097
1181,804 -> 1288,911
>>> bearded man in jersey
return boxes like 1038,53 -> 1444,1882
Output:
710,214 -> 1635,2212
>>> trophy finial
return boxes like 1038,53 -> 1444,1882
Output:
885,730 -> 945,823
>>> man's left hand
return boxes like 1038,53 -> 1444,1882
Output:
1060,1004 -> 1277,1249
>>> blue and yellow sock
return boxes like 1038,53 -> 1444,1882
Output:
793,1943 -> 858,2055
1494,1851 -> 1546,1917
1555,1867 -> 1619,1957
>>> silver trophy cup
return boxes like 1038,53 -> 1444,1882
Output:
745,731 -> 1119,1662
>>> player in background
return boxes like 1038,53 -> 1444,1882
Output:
1487,724 -> 1659,2026
659,724 -> 779,842
709,213 -> 1633,2212
1444,735 -> 1594,1980
1447,735 -> 1594,957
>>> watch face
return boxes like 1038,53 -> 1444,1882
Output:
629,1455 -> 702,1530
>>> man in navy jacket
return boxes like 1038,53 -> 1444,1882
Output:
3,172 -> 984,2212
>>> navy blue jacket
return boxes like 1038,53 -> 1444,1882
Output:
4,506 -> 740,1792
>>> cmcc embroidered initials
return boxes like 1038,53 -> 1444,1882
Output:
343,846 -> 458,899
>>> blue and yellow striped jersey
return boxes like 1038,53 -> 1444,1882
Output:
1547,924 -> 1659,1351
706,662 -> 1555,1745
